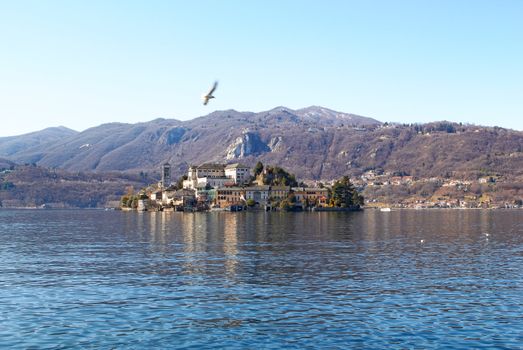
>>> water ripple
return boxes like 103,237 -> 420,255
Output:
1,209 -> 522,348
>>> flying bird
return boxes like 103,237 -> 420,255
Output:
202,81 -> 218,105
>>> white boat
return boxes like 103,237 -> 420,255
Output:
380,207 -> 391,212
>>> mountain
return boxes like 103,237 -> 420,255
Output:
0,157 -> 15,170
0,126 -> 78,158
0,164 -> 149,208
293,106 -> 380,126
0,107 -> 522,183
0,107 -> 379,176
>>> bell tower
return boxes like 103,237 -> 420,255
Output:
161,162 -> 171,188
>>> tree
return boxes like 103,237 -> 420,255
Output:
352,191 -> 364,206
329,176 -> 363,208
253,161 -> 264,176
246,198 -> 256,207
175,175 -> 188,190
262,166 -> 298,187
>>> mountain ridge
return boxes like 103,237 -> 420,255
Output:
0,106 -> 522,183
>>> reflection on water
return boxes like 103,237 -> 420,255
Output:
223,213 -> 239,278
1,209 -> 522,349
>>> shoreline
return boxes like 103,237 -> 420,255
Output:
1,206 -> 521,211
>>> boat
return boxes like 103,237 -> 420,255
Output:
380,207 -> 391,212
225,204 -> 244,212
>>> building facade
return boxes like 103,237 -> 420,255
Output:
225,163 -> 251,185
245,186 -> 270,204
269,186 -> 291,201
216,187 -> 245,208
292,187 -> 329,207
183,163 -> 251,190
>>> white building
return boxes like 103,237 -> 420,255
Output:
183,163 -> 251,190
196,177 -> 234,189
225,163 -> 251,185
195,163 -> 226,178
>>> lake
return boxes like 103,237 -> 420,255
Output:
1,209 -> 522,349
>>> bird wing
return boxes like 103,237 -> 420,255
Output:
208,81 -> 218,95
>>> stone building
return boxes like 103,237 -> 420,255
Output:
183,163 -> 251,190
224,163 -> 251,185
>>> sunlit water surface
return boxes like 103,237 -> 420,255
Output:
1,209 -> 522,349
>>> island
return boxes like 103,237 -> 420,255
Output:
120,161 -> 364,212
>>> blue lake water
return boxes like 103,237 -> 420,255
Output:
1,209 -> 522,349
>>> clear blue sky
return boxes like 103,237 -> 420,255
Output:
1,0 -> 522,136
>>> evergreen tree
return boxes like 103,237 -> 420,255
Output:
262,166 -> 298,187
329,176 -> 364,208
175,175 -> 188,190
253,161 -> 264,176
